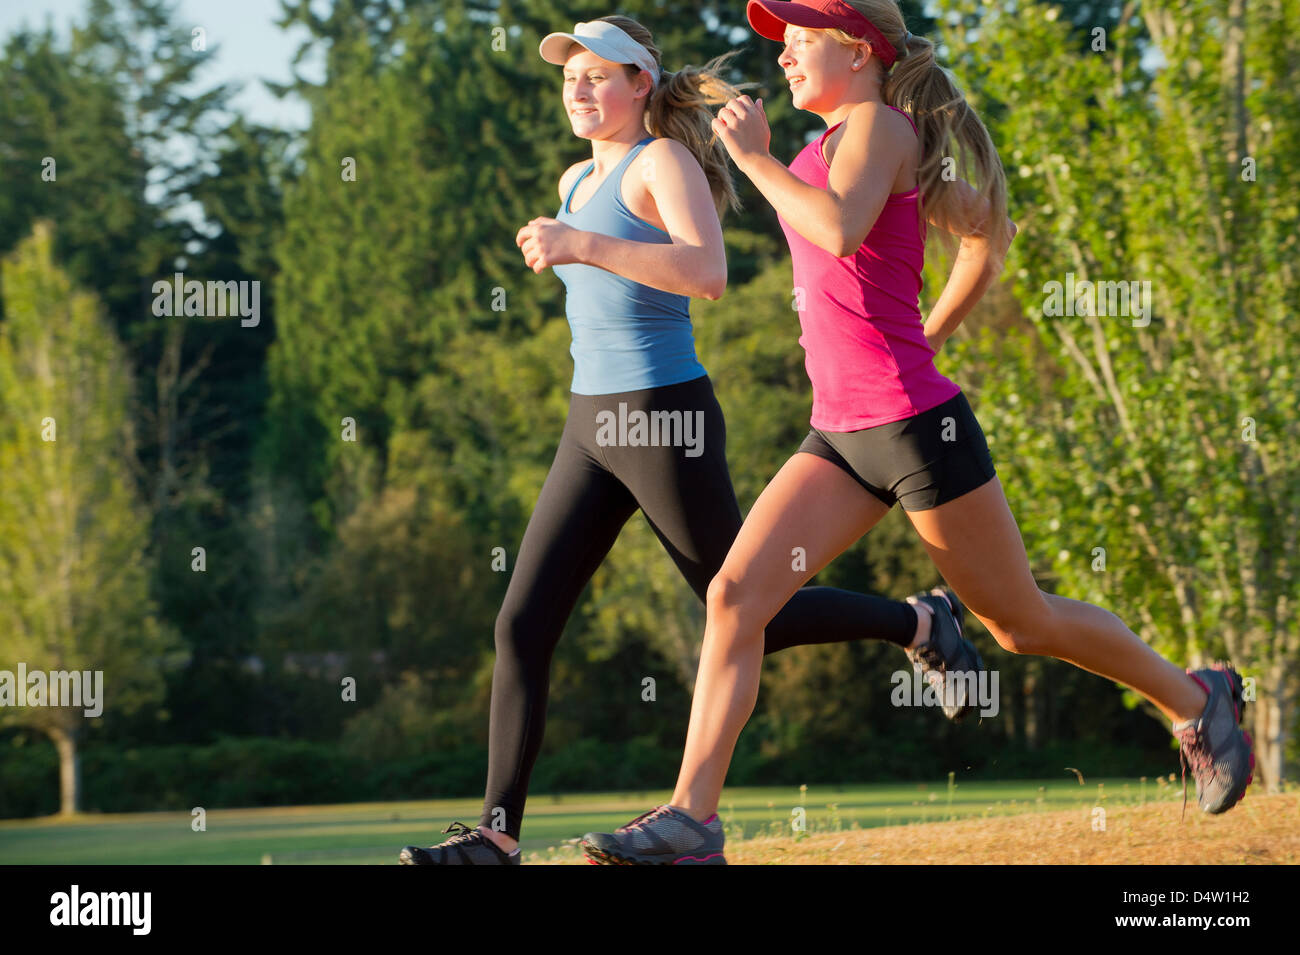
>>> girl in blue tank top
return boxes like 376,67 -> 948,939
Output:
550,137 -> 706,394
399,14 -> 978,867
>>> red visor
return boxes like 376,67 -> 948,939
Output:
746,0 -> 900,68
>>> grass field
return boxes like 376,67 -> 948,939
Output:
6,773 -> 1281,864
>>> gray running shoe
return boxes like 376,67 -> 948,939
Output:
582,805 -> 726,865
1174,663 -> 1255,817
399,821 -> 521,865
906,587 -> 985,721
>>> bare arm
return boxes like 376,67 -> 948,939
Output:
724,99 -> 913,258
583,139 -> 725,299
923,179 -> 1016,351
520,139 -> 726,300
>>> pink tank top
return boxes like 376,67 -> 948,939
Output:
777,105 -> 960,431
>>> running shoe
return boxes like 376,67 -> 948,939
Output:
906,587 -> 985,721
399,821 -> 521,865
582,805 -> 726,865
1174,662 -> 1255,817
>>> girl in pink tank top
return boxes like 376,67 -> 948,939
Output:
779,101 -> 959,430
587,0 -> 1252,864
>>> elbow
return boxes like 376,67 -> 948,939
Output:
830,228 -> 862,259
987,220 -> 1017,276
699,268 -> 727,301
817,239 -> 853,258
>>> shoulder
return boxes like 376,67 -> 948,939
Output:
826,102 -> 916,170
634,138 -> 707,203
844,101 -> 914,139
558,159 -> 593,202
637,136 -> 703,177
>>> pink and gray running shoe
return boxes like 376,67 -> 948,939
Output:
582,805 -> 726,865
1174,662 -> 1255,817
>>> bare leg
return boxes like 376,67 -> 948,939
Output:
905,477 -> 1207,723
668,453 -> 892,820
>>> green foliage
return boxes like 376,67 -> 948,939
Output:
0,729 -> 1168,819
940,0 -> 1298,781
3,0 -> 1294,818
0,0 -> 289,757
0,223 -> 182,749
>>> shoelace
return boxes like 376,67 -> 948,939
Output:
439,820 -> 482,844
1176,724 -> 1213,821
617,806 -> 673,838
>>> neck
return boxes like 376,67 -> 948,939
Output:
587,116 -> 650,172
813,71 -> 885,129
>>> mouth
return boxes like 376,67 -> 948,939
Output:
787,76 -> 806,90
571,107 -> 597,117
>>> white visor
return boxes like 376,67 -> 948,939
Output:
539,20 -> 659,87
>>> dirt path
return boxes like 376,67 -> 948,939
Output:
729,793 -> 1298,865
552,793 -> 1298,864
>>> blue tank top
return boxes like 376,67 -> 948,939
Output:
553,136 -> 707,395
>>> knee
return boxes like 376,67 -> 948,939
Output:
986,624 -> 1042,657
705,572 -> 737,615
977,592 -> 1055,656
493,604 -> 543,662
705,572 -> 754,624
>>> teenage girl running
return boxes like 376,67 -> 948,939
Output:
582,0 -> 1255,866
398,14 -> 983,866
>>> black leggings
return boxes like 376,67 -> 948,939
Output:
481,374 -> 916,839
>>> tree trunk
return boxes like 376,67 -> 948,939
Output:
48,725 -> 81,816
1223,0 -> 1247,168
1022,660 -> 1041,751
1253,667 -> 1289,793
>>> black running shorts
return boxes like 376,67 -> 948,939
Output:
797,391 -> 997,512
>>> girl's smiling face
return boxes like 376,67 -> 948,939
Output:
562,48 -> 651,139
778,26 -> 861,111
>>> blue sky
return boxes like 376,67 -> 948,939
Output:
0,0 -> 321,130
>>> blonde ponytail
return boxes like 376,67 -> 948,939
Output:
595,15 -> 753,220
826,1 -> 1011,257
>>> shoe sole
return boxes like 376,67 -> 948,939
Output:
581,840 -> 726,865
397,844 -> 518,865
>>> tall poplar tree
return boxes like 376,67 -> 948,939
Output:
0,224 -> 181,813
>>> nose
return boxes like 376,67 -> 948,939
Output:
778,45 -> 795,69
